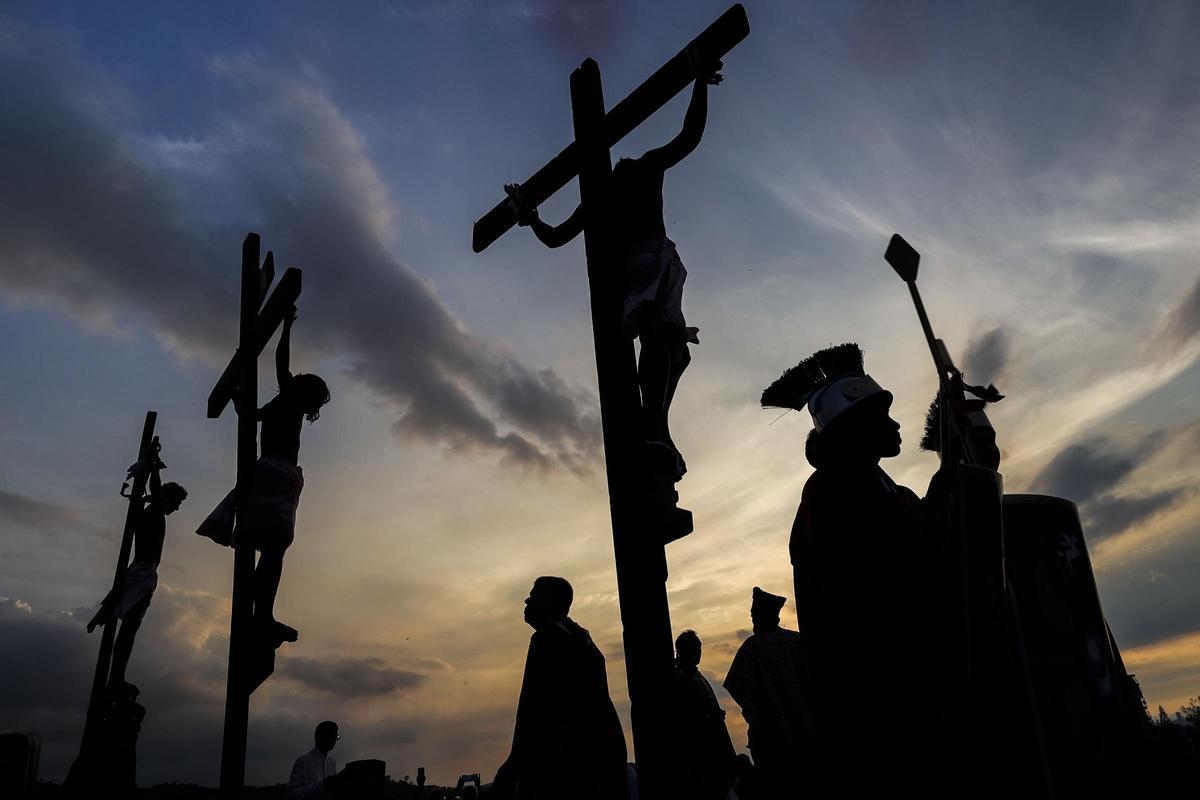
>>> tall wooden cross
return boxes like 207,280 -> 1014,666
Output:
473,7 -> 749,795
207,232 -> 302,795
74,410 -> 157,766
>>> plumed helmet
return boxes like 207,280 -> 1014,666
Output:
761,343 -> 892,431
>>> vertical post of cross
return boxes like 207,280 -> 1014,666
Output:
570,58 -> 676,799
219,233 -> 263,795
77,411 -> 157,760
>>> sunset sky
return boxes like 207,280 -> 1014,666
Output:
3,0 -> 1200,787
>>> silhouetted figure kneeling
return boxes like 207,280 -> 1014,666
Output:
87,439 -> 187,697
493,577 -> 627,800
504,46 -> 723,508
763,343 -> 969,797
288,720 -> 339,800
668,629 -> 736,800
723,588 -> 812,799
200,306 -> 330,646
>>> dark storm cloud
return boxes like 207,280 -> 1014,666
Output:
1031,432 -> 1192,542
0,588 -> 437,785
0,489 -> 79,532
0,589 -> 225,784
1158,272 -> 1200,349
536,0 -> 627,53
279,655 -> 426,697
1085,490 -> 1194,542
963,326 -> 1012,382
1031,434 -> 1161,506
0,29 -> 599,472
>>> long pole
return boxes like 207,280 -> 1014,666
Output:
78,411 -> 157,755
219,233 -> 262,795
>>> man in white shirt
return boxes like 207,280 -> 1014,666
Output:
287,720 -> 339,799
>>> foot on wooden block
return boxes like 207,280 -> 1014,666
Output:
257,618 -> 299,648
656,504 -> 693,545
271,621 -> 299,646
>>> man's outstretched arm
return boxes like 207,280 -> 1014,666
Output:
643,49 -> 723,171
528,204 -> 584,248
504,183 -> 584,248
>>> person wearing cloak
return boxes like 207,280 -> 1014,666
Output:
668,629 -> 737,800
722,587 -> 812,799
87,439 -> 187,696
761,343 -> 978,796
198,306 -> 330,645
493,577 -> 628,800
502,45 -> 723,507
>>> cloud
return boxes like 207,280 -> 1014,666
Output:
0,29 -> 599,473
0,489 -> 83,533
963,326 -> 1012,382
1158,272 -> 1200,350
1031,432 -> 1193,542
1084,490 -> 1194,542
531,0 -> 627,53
0,588 -> 443,786
1031,434 -> 1161,506
279,656 -> 426,698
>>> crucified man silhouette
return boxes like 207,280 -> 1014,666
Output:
505,45 -> 722,488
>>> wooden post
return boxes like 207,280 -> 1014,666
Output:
77,411 -> 157,758
570,59 -> 676,798
208,233 -> 302,795
219,233 -> 262,795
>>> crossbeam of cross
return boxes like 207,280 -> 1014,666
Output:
472,4 -> 749,253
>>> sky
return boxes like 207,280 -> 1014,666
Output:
3,0 -> 1200,787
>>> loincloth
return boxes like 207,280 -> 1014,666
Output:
622,237 -> 698,343
117,562 -> 158,619
236,456 -> 304,551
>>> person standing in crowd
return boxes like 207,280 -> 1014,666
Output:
669,629 -> 737,800
493,577 -> 628,800
763,343 -> 966,796
723,588 -> 811,798
287,720 -> 339,800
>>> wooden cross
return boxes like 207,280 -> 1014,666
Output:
207,232 -> 302,795
473,7 -> 748,795
74,410 -> 157,767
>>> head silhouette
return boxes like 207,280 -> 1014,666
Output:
805,393 -> 901,469
524,576 -> 572,630
675,629 -> 701,668
750,587 -> 785,632
286,373 -> 331,422
157,482 -> 188,515
314,720 -> 339,754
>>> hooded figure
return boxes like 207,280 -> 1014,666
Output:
762,343 -> 953,797
722,588 -> 812,798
